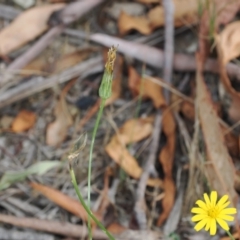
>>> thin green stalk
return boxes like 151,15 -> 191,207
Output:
86,46 -> 117,239
87,98 -> 106,239
69,167 -> 115,240
226,230 -> 235,240
70,46 -> 117,240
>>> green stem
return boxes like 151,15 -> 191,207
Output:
87,98 -> 106,239
69,168 -> 115,240
226,230 -> 235,240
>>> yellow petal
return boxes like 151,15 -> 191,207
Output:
191,207 -> 207,214
210,191 -> 217,207
194,218 -> 208,231
192,214 -> 207,222
218,214 -> 234,221
210,218 -> 217,235
204,193 -> 211,207
218,201 -> 230,211
216,218 -> 229,231
196,200 -> 208,211
216,195 -> 228,208
205,217 -> 211,231
220,208 -> 237,215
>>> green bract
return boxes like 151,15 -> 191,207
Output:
99,70 -> 113,100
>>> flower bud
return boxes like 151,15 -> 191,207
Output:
99,46 -> 117,100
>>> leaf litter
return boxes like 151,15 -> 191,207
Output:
0,3 -> 64,55
11,110 -> 36,133
1,0 -> 240,239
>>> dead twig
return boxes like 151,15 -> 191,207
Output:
0,56 -> 103,108
64,29 -> 240,80
0,214 -> 106,239
2,0 -> 104,78
7,26 -> 64,72
144,75 -> 193,103
134,110 -> 162,229
0,227 -> 54,240
162,0 -> 175,102
163,166 -> 184,235
134,0 -> 175,230
158,0 -> 176,230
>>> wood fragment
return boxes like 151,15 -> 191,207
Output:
0,214 -> 106,239
134,110 -> 162,229
2,0 -> 104,76
0,227 -> 54,240
0,56 -> 103,108
64,29 -> 240,81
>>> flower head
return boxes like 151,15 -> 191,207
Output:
99,46 -> 117,100
191,191 -> 237,235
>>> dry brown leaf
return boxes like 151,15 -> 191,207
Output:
118,11 -> 151,35
170,91 -> 194,116
128,66 -> 166,108
30,182 -> 101,223
221,125 -> 239,157
0,4 -> 65,55
24,48 -> 93,75
196,55 -> 237,204
228,96 -> 240,122
105,117 -> 163,187
214,0 -> 240,27
11,110 -> 36,133
46,80 -> 74,147
106,138 -> 143,178
216,21 -> 240,122
180,101 -> 195,120
200,0 -> 240,58
176,97 -> 238,157
217,21 -> 240,65
118,0 -> 198,35
106,118 -> 152,179
157,109 -> 176,226
119,0 -> 240,35
149,0 -> 198,29
147,6 -> 165,29
107,222 -> 126,234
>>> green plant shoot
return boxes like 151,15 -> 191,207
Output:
69,46 -> 117,240
87,46 -> 117,239
99,46 -> 117,99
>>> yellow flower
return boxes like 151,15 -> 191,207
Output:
191,191 -> 237,235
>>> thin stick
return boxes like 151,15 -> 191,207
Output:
134,110 -> 162,229
2,0 -> 104,75
162,0 -> 175,102
0,213 -> 107,239
64,29 -> 240,81
0,56 -> 103,109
